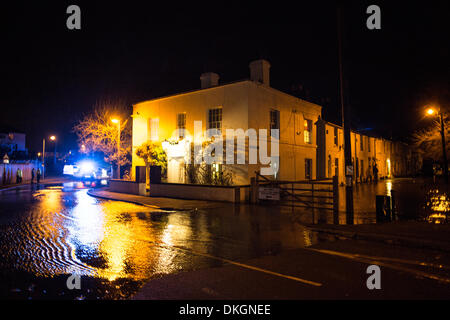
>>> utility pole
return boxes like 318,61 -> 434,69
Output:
42,138 -> 46,180
337,4 -> 354,224
439,111 -> 448,184
117,120 -> 121,179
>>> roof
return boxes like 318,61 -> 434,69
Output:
133,79 -> 322,111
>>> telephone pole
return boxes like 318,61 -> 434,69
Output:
337,4 -> 354,224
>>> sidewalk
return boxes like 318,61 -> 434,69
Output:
87,188 -> 450,253
305,221 -> 450,253
87,188 -> 224,211
0,177 -> 71,191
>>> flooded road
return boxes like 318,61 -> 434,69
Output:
1,178 -> 448,299
0,182 -> 317,299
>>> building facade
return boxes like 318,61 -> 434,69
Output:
316,118 -> 421,184
132,59 -> 322,185
132,59 -> 419,186
0,131 -> 26,155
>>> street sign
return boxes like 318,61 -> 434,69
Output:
345,165 -> 353,176
258,187 -> 280,201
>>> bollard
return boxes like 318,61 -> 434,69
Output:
376,195 -> 393,223
390,190 -> 397,221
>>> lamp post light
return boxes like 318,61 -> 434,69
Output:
426,106 -> 448,184
42,135 -> 57,180
50,135 -> 57,165
111,118 -> 121,179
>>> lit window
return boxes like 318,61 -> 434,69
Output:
304,119 -> 312,144
176,113 -> 186,139
270,109 -> 280,137
208,108 -> 222,131
334,127 -> 338,146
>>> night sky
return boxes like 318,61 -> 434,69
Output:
1,1 -> 448,153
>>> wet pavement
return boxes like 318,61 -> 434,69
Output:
0,178 -> 449,299
334,177 -> 448,224
0,181 -> 321,299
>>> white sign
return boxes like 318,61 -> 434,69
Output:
258,187 -> 280,201
346,165 -> 353,176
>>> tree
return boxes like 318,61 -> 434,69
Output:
73,99 -> 131,170
135,142 -> 167,176
412,116 -> 450,161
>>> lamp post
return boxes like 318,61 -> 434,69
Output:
426,107 -> 448,183
42,135 -> 57,180
111,118 -> 121,179
42,138 -> 46,180
50,135 -> 56,165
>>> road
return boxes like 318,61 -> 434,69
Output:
0,181 -> 449,299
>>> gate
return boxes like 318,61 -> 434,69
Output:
252,171 -> 339,224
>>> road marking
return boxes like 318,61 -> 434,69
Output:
172,244 -> 322,287
349,253 -> 450,270
144,239 -> 323,287
308,248 -> 450,284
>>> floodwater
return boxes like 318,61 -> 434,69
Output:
0,182 -> 321,299
0,178 -> 446,299
337,177 -> 449,224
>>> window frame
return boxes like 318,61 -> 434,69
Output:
304,119 -> 313,144
207,108 -> 222,131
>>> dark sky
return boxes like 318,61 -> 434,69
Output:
1,1 -> 449,152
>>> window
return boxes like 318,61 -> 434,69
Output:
176,113 -> 186,139
305,158 -> 312,179
361,159 -> 364,178
208,108 -> 222,131
368,137 -> 371,152
355,157 -> 359,178
270,109 -> 280,131
360,135 -> 364,151
148,118 -> 159,141
334,127 -> 338,146
328,155 -> 332,178
335,158 -> 339,177
304,119 -> 312,144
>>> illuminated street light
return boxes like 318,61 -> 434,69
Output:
111,118 -> 121,179
50,135 -> 56,141
425,105 -> 448,183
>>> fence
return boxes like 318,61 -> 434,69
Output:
0,161 -> 41,185
252,171 -> 339,224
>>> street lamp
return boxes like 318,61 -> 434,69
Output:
50,135 -> 57,165
41,135 -> 57,180
426,106 -> 448,183
111,118 -> 121,179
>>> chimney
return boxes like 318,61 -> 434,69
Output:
249,59 -> 271,86
200,72 -> 220,89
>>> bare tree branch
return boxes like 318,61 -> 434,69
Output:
73,98 -> 131,166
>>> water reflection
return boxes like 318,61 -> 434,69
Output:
0,184 -> 315,292
424,188 -> 449,224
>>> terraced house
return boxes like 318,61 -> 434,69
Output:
131,59 -> 419,188
316,119 -> 422,185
